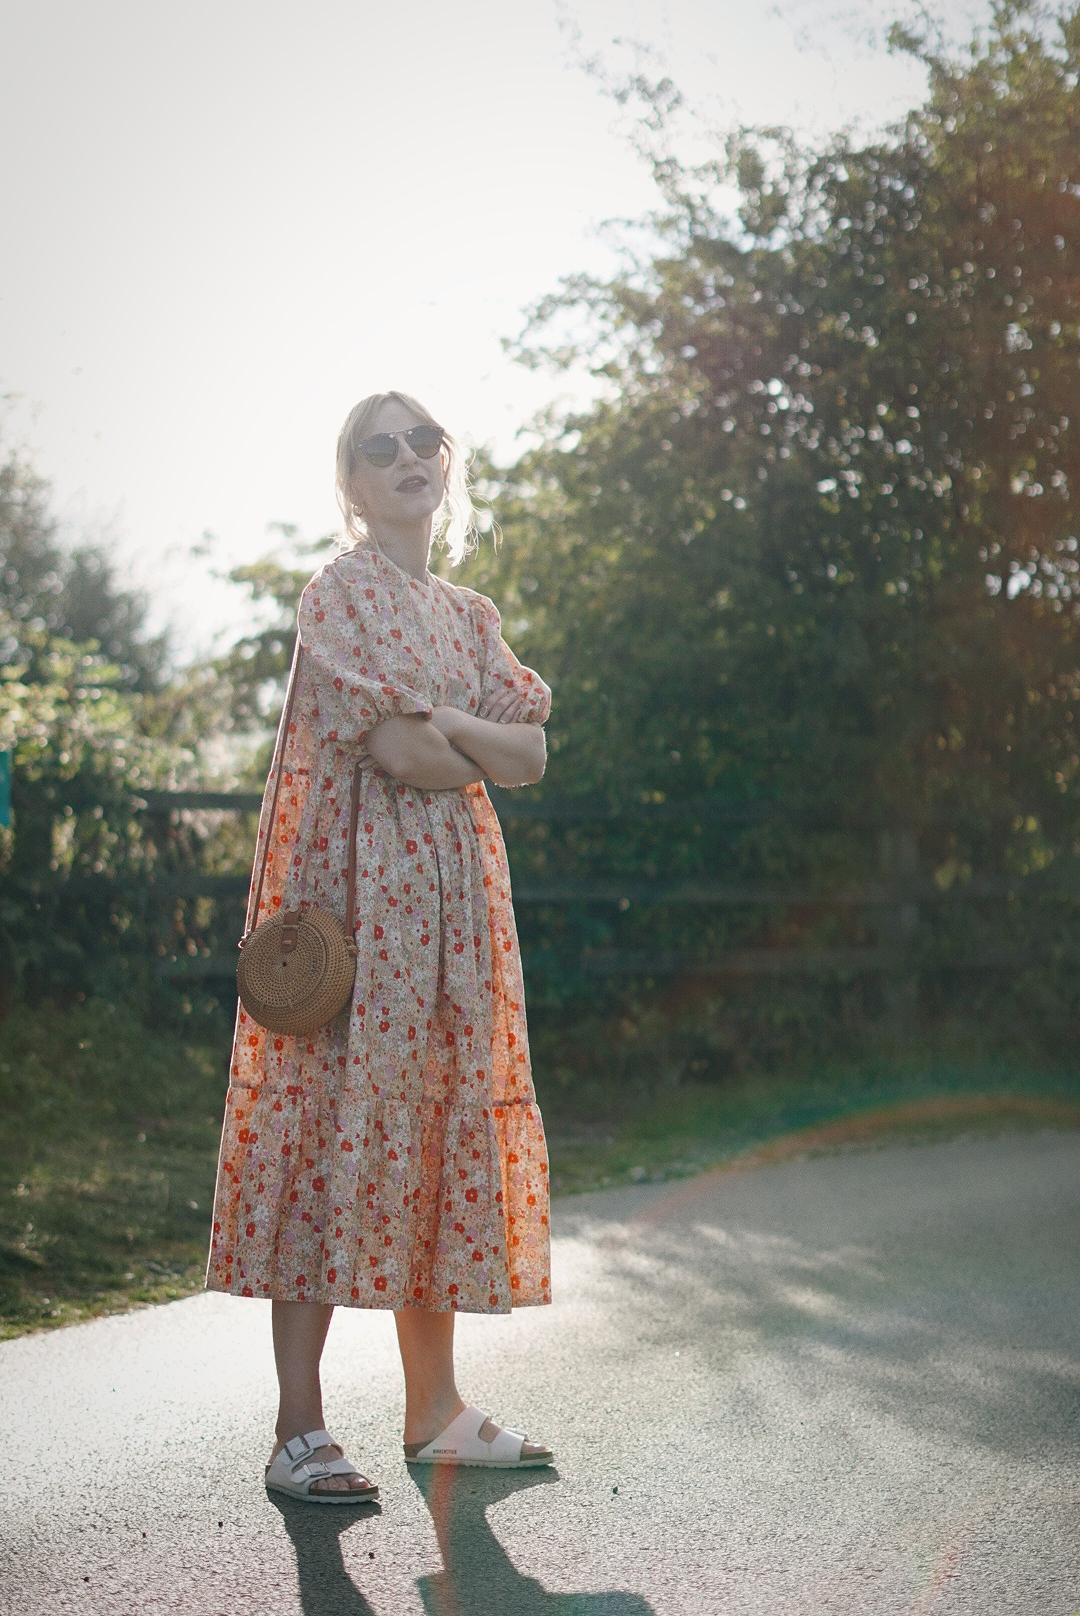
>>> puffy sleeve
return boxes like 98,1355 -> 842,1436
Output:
298,560 -> 432,756
473,595 -> 551,725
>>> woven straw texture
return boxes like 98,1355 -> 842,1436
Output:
236,906 -> 357,1036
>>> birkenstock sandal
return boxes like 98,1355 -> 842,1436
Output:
265,1429 -> 379,1503
404,1405 -> 554,1468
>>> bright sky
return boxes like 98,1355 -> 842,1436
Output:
0,0 -> 990,659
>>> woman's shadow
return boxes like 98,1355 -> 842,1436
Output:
269,1470 -> 655,1616
410,1465 -> 656,1616
269,1492 -> 381,1616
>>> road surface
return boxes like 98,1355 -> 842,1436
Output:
2,1129 -> 1078,1615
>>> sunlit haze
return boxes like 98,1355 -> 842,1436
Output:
1,0 -> 989,658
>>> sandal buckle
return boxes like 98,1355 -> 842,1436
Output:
283,1434 -> 312,1462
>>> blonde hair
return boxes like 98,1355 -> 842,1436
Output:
335,391 -> 480,566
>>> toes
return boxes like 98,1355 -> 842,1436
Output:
475,1420 -> 552,1462
309,1472 -> 371,1493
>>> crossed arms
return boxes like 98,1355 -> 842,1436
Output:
365,686 -> 546,790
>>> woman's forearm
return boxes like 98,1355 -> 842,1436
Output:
365,714 -> 485,789
431,708 -> 547,787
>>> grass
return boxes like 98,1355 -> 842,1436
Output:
0,998 -> 227,1340
545,1081 -> 1080,1194
1,1000 -> 1077,1339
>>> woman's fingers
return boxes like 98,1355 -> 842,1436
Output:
481,690 -> 526,724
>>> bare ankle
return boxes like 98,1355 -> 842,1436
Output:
403,1391 -> 466,1446
275,1412 -> 326,1448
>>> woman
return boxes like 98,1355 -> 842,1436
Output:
207,392 -> 553,1501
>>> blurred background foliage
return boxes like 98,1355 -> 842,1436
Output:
456,0 -> 1080,1090
2,1 -> 1079,1327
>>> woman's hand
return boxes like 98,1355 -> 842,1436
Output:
430,705 -> 546,788
478,688 -> 527,724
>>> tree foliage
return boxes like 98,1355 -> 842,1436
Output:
0,458 -> 331,1007
0,451 -> 168,693
451,3 -> 1080,1068
484,3 -> 1080,815
208,528 -> 331,736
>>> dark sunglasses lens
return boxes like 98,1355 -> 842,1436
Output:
406,426 -> 444,459
358,434 -> 398,467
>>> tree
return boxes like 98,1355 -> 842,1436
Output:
0,446 -> 168,692
454,2 -> 1080,1068
0,445 -> 192,1004
209,528 -> 333,739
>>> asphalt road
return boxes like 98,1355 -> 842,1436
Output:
2,1129 -> 1079,1616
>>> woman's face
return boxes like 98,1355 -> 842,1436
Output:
349,399 -> 446,533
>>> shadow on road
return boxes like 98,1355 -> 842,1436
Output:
269,1491 -> 381,1616
268,1471 -> 655,1616
409,1465 -> 656,1616
560,1134 -> 1080,1466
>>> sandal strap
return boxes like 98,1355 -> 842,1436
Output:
282,1429 -> 337,1464
409,1405 -> 526,1464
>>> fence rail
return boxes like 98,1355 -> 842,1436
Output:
74,787 -> 1077,983
139,790 -> 263,814
134,785 -> 1039,827
159,942 -> 1080,982
513,876 -> 1080,906
136,788 -> 781,823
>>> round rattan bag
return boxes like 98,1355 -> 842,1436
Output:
237,904 -> 357,1036
235,647 -> 361,1037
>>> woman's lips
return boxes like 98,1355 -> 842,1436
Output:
396,474 -> 427,491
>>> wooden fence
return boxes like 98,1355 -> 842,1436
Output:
132,787 -> 1080,984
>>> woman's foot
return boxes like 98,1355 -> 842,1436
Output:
394,1310 -> 552,1466
267,1433 -> 376,1496
403,1404 -> 554,1467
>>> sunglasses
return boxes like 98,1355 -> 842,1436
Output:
355,424 -> 445,468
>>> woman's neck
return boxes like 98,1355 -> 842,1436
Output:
367,517 -> 432,581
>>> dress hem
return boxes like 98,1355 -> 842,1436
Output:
203,1277 -> 552,1314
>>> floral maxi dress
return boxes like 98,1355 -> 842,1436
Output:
206,546 -> 552,1312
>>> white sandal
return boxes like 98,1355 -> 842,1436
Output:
265,1429 -> 379,1504
404,1405 -> 554,1468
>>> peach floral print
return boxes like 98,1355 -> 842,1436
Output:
206,545 -> 552,1312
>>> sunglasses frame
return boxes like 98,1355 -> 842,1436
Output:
355,424 -> 445,469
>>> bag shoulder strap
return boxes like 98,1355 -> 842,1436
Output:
344,753 -> 361,935
246,640 -> 303,938
245,639 -> 363,940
